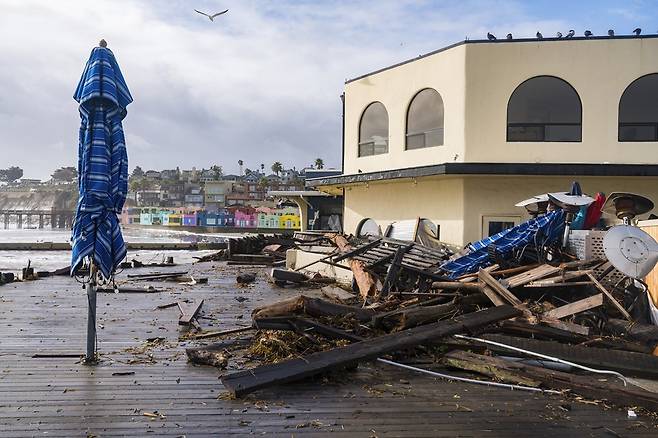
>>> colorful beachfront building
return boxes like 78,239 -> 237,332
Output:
233,207 -> 258,228
119,206 -> 301,230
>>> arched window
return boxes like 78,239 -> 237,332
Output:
507,76 -> 582,142
619,74 -> 658,142
358,102 -> 389,157
406,88 -> 444,149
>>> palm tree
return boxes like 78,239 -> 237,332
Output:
271,161 -> 283,176
238,159 -> 244,176
314,158 -> 324,169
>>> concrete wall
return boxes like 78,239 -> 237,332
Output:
343,45 -> 466,175
343,176 -> 464,245
463,38 -> 658,164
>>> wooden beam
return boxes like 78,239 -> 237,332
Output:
480,334 -> 658,379
543,293 -> 603,319
586,273 -> 631,320
478,269 -> 522,306
221,305 -> 521,397
480,284 -> 506,307
504,264 -> 562,289
444,350 -> 658,411
380,244 -> 413,296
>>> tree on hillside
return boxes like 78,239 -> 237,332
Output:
271,161 -> 283,176
314,158 -> 324,169
0,166 -> 24,182
210,165 -> 223,180
132,166 -> 145,179
51,166 -> 78,182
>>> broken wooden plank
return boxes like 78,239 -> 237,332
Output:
192,326 -> 253,339
543,293 -> 603,319
530,269 -> 593,285
253,316 -> 365,342
178,300 -> 204,325
504,264 -> 562,289
430,281 -> 482,292
380,244 -> 413,296
251,295 -> 375,322
524,281 -> 594,288
586,273 -> 631,320
480,333 -> 658,379
328,234 -> 378,299
480,284 -> 506,307
321,286 -> 357,304
221,305 -> 521,397
444,350 -> 658,411
478,269 -> 522,306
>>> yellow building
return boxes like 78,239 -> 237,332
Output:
310,35 -> 658,246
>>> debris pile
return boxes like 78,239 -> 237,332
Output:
185,189 -> 658,412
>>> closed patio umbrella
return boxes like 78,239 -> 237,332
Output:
71,40 -> 132,362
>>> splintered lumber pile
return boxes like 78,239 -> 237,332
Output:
444,350 -> 658,412
221,305 -> 521,397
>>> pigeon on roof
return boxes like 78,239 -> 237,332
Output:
536,31 -> 543,39
565,29 -> 575,38
506,33 -> 513,40
633,28 -> 642,35
487,32 -> 496,41
584,30 -> 593,37
608,29 -> 615,36
556,31 -> 563,38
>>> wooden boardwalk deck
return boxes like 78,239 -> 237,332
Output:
0,262 -> 656,437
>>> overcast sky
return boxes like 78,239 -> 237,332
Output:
1,0 -> 656,179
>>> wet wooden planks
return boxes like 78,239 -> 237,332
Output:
0,265 -> 655,436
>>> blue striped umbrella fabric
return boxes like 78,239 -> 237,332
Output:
440,210 -> 566,279
71,45 -> 133,279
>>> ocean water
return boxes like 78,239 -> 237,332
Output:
0,226 -> 239,272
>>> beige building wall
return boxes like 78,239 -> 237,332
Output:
464,38 -> 658,164
343,45 -> 467,175
335,175 -> 658,246
461,176 -> 658,244
343,176 -> 464,246
343,38 -> 658,172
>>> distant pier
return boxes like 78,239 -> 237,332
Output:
0,209 -> 74,230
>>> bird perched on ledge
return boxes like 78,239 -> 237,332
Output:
194,9 -> 229,21
565,29 -> 575,38
633,28 -> 642,35
506,33 -> 513,40
556,31 -> 563,38
608,29 -> 615,37
487,32 -> 496,41
584,30 -> 593,37
536,31 -> 543,39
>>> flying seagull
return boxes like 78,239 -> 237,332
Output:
556,31 -> 563,38
487,32 -> 496,40
506,33 -> 513,40
584,30 -> 593,37
608,29 -> 615,36
565,29 -> 575,38
194,9 -> 229,21
633,28 -> 642,35
536,31 -> 543,39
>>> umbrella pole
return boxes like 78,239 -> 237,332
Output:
85,260 -> 98,364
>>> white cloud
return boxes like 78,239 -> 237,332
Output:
0,0 -> 576,179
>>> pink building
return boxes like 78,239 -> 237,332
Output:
234,207 -> 257,228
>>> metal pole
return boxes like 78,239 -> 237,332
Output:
85,261 -> 97,363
